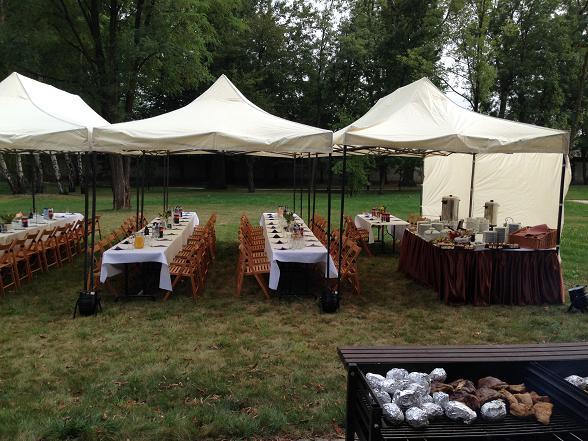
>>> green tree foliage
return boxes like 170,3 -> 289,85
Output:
332,155 -> 375,196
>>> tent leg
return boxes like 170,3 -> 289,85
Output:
326,154 -> 333,281
166,153 -> 170,212
82,153 -> 90,293
292,154 -> 296,212
89,152 -> 97,292
468,153 -> 476,218
307,153 -> 311,224
556,154 -> 566,251
162,154 -> 166,213
311,154 -> 317,225
140,153 -> 146,228
337,145 -> 348,295
135,156 -> 140,231
300,155 -> 304,218
30,152 -> 36,216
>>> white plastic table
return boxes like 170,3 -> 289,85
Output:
259,213 -> 337,290
354,213 -> 409,252
100,212 -> 199,292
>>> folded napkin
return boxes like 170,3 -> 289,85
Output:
279,247 -> 288,250
268,222 -> 275,225
165,233 -> 177,236
122,240 -> 130,244
271,229 -> 278,233
272,234 -> 281,239
114,246 -> 124,250
306,243 -> 320,247
158,238 -> 171,242
151,244 -> 167,247
275,240 -> 283,244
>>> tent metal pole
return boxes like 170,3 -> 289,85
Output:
300,155 -> 304,218
162,154 -> 166,213
166,152 -> 170,212
292,154 -> 296,212
140,152 -> 146,228
82,153 -> 90,292
89,152 -> 97,292
419,183 -> 423,216
30,153 -> 36,216
556,154 -> 566,250
326,153 -> 333,281
135,156 -> 140,232
337,145 -> 348,295
307,153 -> 311,224
468,153 -> 476,218
311,154 -> 317,225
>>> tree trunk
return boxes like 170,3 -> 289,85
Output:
570,49 -> 588,146
76,154 -> 85,194
246,157 -> 255,193
0,153 -> 18,193
378,161 -> 387,194
50,154 -> 66,194
110,154 -> 131,209
583,149 -> 588,184
15,154 -> 27,193
33,153 -> 44,193
64,154 -> 76,193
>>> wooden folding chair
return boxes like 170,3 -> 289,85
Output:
345,215 -> 373,257
54,224 -> 73,264
14,231 -> 45,276
340,239 -> 362,296
236,242 -> 270,300
10,239 -> 33,285
0,241 -> 19,294
38,228 -> 61,270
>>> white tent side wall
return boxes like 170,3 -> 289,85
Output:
422,154 -> 473,220
423,153 -> 571,228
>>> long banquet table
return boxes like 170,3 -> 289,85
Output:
398,230 -> 565,306
0,212 -> 84,245
100,212 -> 199,291
260,212 -> 337,290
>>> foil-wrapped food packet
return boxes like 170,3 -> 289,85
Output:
381,378 -> 409,395
405,382 -> 429,397
429,368 -> 447,383
366,373 -> 386,389
405,407 -> 429,428
420,394 -> 433,404
393,389 -> 422,409
386,368 -> 409,381
372,388 -> 392,404
382,402 -> 404,425
565,375 -> 588,390
421,402 -> 444,420
432,391 -> 449,409
445,400 -> 477,424
481,399 -> 507,422
408,372 -> 431,392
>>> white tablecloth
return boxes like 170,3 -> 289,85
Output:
260,213 -> 337,290
100,212 -> 199,291
354,213 -> 409,244
0,212 -> 84,245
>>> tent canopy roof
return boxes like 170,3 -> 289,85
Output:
0,72 -> 108,152
93,75 -> 333,155
334,77 -> 569,155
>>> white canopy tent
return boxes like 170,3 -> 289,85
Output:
333,77 -> 571,246
422,153 -> 571,227
93,74 -> 333,155
0,72 -> 108,152
334,77 -> 569,154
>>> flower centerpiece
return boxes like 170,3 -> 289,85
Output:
0,213 -> 15,232
283,210 -> 295,230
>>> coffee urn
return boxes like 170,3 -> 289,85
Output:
441,195 -> 460,222
484,200 -> 500,227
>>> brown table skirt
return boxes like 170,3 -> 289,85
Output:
397,230 -> 564,306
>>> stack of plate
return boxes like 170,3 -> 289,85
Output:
417,223 -> 431,236
431,222 -> 444,231
507,222 -> 522,236
483,230 -> 497,243
478,218 -> 490,233
494,226 -> 507,243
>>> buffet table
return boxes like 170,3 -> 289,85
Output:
398,230 -> 564,306
355,213 -> 409,252
260,213 -> 337,290
0,212 -> 84,245
100,212 -> 199,291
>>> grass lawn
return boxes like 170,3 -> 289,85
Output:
0,185 -> 586,440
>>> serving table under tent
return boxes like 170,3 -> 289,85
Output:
354,213 -> 409,253
398,230 -> 564,306
0,213 -> 84,246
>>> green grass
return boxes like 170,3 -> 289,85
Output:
0,185 -> 586,440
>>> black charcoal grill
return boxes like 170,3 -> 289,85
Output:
338,343 -> 588,441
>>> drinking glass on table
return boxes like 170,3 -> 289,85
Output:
134,231 -> 145,249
